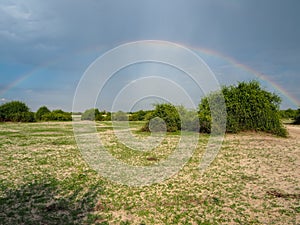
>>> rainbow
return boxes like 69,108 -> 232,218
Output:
1,70 -> 36,97
1,40 -> 299,108
187,45 -> 299,108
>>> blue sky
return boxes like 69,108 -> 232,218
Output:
0,0 -> 299,111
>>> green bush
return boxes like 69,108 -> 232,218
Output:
198,81 -> 287,137
142,104 -> 181,132
10,112 -> 35,122
0,101 -> 35,122
36,106 -> 51,121
42,110 -> 72,121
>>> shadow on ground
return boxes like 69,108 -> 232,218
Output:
0,176 -> 104,225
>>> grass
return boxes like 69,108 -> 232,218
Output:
0,121 -> 299,224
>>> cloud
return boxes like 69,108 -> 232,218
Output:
1,97 -> 9,102
0,0 -> 299,110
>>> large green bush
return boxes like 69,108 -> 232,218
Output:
0,101 -> 35,122
198,81 -> 287,137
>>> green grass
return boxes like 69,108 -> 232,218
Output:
0,122 -> 299,224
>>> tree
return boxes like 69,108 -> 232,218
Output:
112,111 -> 128,121
198,81 -> 287,137
103,112 -> 111,121
129,110 -> 147,121
81,108 -> 100,121
0,101 -> 35,122
36,106 -> 51,121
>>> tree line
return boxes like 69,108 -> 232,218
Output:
0,102 -> 72,122
1,81 -> 299,136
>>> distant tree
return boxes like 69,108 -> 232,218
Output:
42,109 -> 72,121
129,110 -> 147,121
81,108 -> 100,121
36,106 -> 51,121
103,112 -> 112,121
279,108 -> 298,119
112,111 -> 128,121
0,101 -> 35,122
95,112 -> 104,121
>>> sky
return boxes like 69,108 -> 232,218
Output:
0,0 -> 299,112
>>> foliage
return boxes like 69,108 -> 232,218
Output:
176,106 -> 200,131
10,112 -> 35,122
42,109 -> 72,121
0,101 -> 35,122
142,103 -> 181,132
81,108 -> 100,121
112,111 -> 128,121
198,81 -> 287,137
102,111 -> 111,121
36,106 -> 51,121
294,108 -> 300,125
198,91 -> 227,134
81,109 -> 112,121
129,110 -> 147,121
279,108 -> 298,119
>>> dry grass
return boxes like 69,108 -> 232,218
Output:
0,122 -> 299,224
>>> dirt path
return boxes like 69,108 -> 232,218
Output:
286,124 -> 300,139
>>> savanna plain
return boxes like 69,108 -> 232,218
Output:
0,121 -> 299,224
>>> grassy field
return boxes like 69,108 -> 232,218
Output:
0,121 -> 299,224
